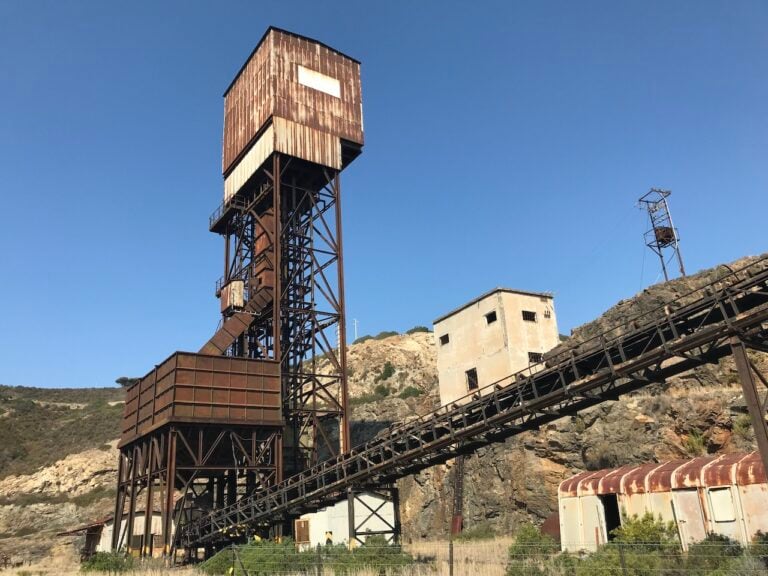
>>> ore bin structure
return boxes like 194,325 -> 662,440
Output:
113,27 -> 364,559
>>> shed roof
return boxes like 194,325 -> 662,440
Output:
433,287 -> 554,324
558,452 -> 766,498
56,516 -> 111,537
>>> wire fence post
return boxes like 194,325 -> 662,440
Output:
316,543 -> 322,576
231,543 -> 235,576
618,544 -> 628,576
448,538 -> 454,576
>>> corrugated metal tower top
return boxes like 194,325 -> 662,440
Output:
559,452 -> 767,498
222,26 -> 364,176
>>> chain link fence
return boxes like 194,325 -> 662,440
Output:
192,535 -> 768,576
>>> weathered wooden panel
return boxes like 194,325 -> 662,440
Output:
220,280 -> 245,313
119,353 -> 282,445
223,123 -> 275,202
222,27 -> 362,176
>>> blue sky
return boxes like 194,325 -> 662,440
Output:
0,1 -> 765,388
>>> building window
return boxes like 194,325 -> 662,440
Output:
485,311 -> 497,325
528,352 -> 543,364
544,309 -> 551,319
439,334 -> 450,346
466,368 -> 478,391
708,488 -> 736,522
522,310 -> 537,322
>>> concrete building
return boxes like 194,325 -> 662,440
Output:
294,492 -> 396,549
558,452 -> 768,552
433,288 -> 559,406
59,511 -> 169,559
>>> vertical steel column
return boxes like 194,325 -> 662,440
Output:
334,173 -> 351,455
392,486 -> 402,544
143,440 -> 155,557
125,444 -> 140,554
163,428 -> 177,558
111,452 -> 126,550
730,336 -> 768,475
272,154 -> 285,485
347,487 -> 356,547
451,455 -> 465,536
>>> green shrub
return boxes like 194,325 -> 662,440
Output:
352,335 -> 373,345
405,326 -> 431,334
505,523 -> 558,575
349,394 -> 382,406
686,533 -> 743,575
373,384 -> 391,398
71,485 -> 116,507
456,522 -> 498,541
684,429 -> 707,456
373,331 -> 399,340
751,530 -> 768,567
611,511 -> 679,548
398,386 -> 422,399
81,551 -> 133,573
374,362 -> 395,383
10,526 -> 37,538
200,537 -> 413,575
733,414 -> 753,439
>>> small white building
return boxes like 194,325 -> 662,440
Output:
59,512 -> 170,559
294,492 -> 396,549
558,452 -> 768,552
433,288 -> 559,406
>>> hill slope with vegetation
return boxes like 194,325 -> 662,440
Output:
0,385 -> 124,479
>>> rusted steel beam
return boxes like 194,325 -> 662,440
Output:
730,336 -> 768,479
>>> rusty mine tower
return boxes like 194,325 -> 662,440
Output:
113,27 -> 363,557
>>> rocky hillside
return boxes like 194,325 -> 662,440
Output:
1,254 -> 765,560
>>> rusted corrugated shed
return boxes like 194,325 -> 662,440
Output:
559,453 -> 767,498
222,26 -> 363,178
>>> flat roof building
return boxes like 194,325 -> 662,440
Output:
433,288 -> 559,406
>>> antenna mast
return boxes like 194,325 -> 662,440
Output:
639,188 -> 686,282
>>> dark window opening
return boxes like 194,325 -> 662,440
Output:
544,309 -> 551,319
599,494 -> 622,539
466,368 -> 478,391
485,311 -> 497,325
528,352 -> 543,364
439,334 -> 450,346
522,310 -> 537,322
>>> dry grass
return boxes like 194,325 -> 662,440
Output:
4,537 -> 514,576
2,562 -> 200,576
403,537 -> 514,576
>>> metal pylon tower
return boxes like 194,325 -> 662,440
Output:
639,188 -> 686,282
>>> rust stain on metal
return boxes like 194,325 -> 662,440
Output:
222,27 -> 363,175
120,352 -> 282,446
559,452 -> 766,498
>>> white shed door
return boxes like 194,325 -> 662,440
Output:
672,489 -> 706,549
708,487 -> 742,542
